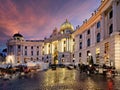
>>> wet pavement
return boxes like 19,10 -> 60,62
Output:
0,68 -> 120,90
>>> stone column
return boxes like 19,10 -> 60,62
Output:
66,38 -> 68,51
101,13 -> 105,40
112,0 -> 117,32
68,38 -> 70,51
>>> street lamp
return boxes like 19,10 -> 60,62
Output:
88,53 -> 94,66
88,53 -> 91,66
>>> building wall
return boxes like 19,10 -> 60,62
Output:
73,0 -> 120,71
7,39 -> 43,64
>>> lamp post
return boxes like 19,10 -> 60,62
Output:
88,53 -> 91,66
88,53 -> 94,66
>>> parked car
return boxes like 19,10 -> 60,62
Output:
59,64 -> 65,68
50,64 -> 56,70
67,64 -> 74,70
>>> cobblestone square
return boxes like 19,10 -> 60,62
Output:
0,68 -> 120,90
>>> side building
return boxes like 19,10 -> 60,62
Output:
7,33 -> 43,64
43,19 -> 75,65
73,0 -> 120,71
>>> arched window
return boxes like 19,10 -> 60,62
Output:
97,33 -> 101,43
87,38 -> 90,47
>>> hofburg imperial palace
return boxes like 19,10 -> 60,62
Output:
7,0 -> 120,71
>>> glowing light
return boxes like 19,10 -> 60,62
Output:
6,55 -> 15,64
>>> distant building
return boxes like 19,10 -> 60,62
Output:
6,20 -> 75,65
73,0 -> 120,71
7,33 -> 43,64
43,19 -> 75,64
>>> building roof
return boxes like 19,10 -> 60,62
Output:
13,33 -> 23,38
60,19 -> 74,32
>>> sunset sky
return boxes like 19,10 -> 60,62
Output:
0,0 -> 101,51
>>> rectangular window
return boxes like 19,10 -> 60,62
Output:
87,51 -> 90,56
87,29 -> 90,35
31,51 -> 33,56
79,53 -> 81,57
79,34 -> 82,39
97,21 -> 100,28
104,42 -> 109,53
109,10 -> 113,19
64,47 -> 66,52
73,39 -> 75,42
64,41 -> 66,44
37,51 -> 39,56
79,42 -> 82,49
25,46 -> 27,49
31,46 -> 33,49
25,51 -> 27,56
87,38 -> 90,47
18,45 -> 21,49
73,54 -> 74,58
109,24 -> 113,34
49,44 -> 50,47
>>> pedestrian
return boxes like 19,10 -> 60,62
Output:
107,78 -> 114,90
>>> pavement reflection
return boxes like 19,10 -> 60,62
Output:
0,68 -> 120,90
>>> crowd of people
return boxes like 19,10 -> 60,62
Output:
78,63 -> 118,78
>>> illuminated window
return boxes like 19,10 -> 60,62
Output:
42,51 -> 44,55
64,41 -> 66,44
64,47 -> 66,52
96,48 -> 100,63
104,42 -> 109,53
96,48 -> 100,54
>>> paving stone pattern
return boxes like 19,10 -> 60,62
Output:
0,68 -> 120,90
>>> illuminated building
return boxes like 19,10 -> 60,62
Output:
73,0 -> 120,71
7,33 -> 43,64
43,19 -> 75,64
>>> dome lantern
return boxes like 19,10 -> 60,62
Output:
60,19 -> 74,34
13,32 -> 24,40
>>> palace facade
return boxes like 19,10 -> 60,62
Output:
6,0 -> 120,71
43,19 -> 75,64
7,19 -> 75,65
73,0 -> 120,71
7,33 -> 43,64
